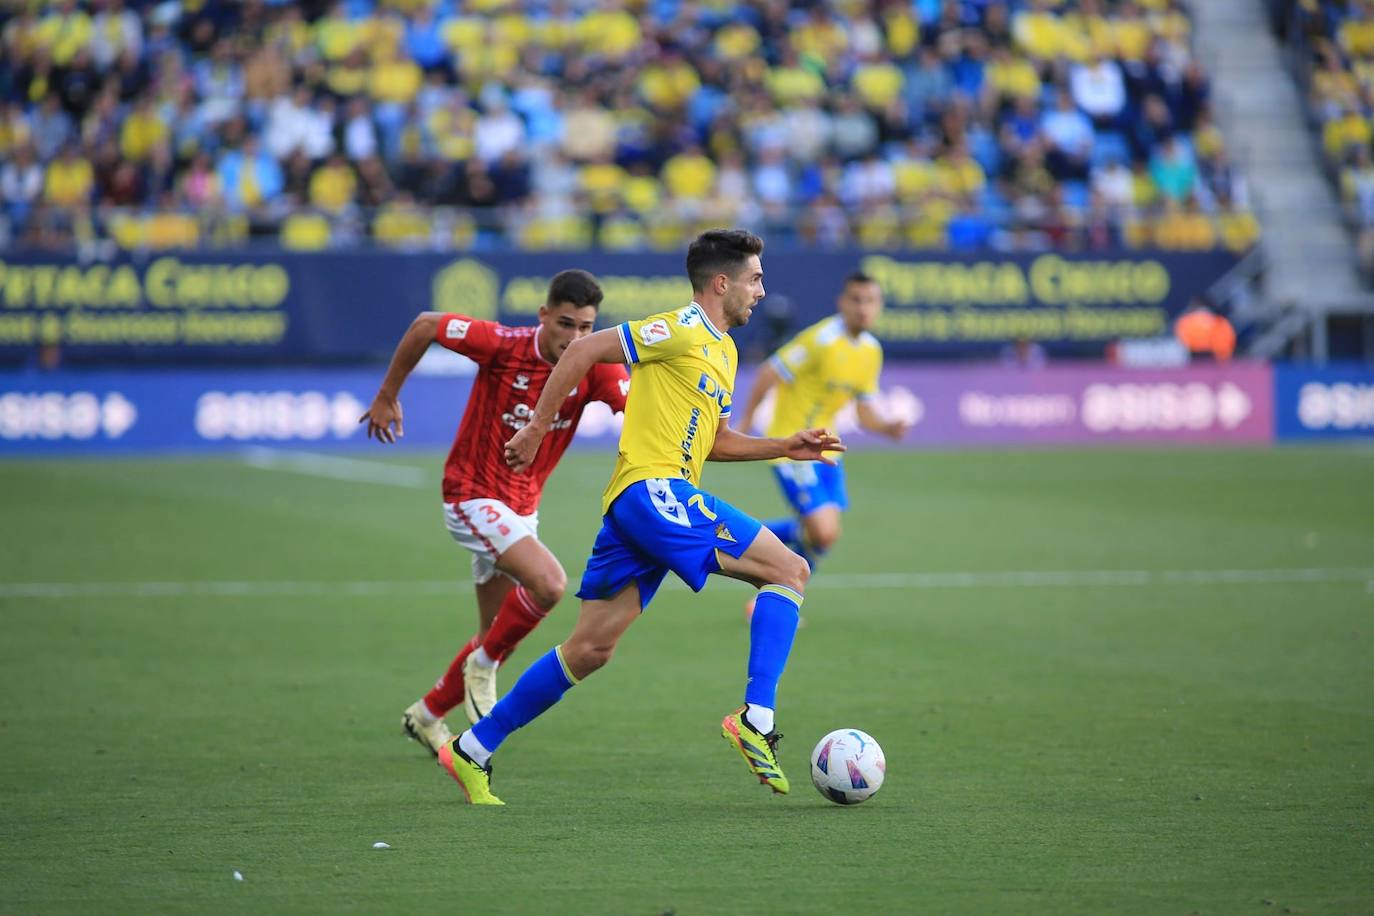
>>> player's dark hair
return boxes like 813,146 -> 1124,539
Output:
686,229 -> 765,293
546,269 -> 604,309
844,271 -> 877,287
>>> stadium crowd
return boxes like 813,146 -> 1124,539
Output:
0,0 -> 1258,253
1278,0 -> 1374,277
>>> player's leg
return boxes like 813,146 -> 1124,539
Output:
417,574 -> 511,729
462,533 -> 567,723
760,463 -> 811,563
797,460 -> 848,563
402,502 -> 511,756
716,524 -> 810,794
799,503 -> 841,560
439,584 -> 643,805
440,509 -> 665,804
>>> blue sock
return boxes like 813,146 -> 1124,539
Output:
471,646 -> 578,754
744,585 -> 803,714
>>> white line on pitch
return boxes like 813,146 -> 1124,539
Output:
2,567 -> 1372,600
240,447 -> 428,488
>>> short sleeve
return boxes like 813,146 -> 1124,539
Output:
434,314 -> 501,364
616,313 -> 697,364
769,328 -> 818,383
592,363 -> 631,413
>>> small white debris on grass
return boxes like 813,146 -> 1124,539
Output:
233,871 -> 244,881
372,842 -> 391,850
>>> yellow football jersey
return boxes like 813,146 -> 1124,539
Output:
604,303 -> 738,513
766,316 -> 883,446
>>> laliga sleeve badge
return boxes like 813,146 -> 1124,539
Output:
638,319 -> 671,346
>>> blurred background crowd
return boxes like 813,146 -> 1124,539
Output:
0,0 -> 1259,254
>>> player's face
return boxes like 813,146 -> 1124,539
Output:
837,281 -> 883,334
538,302 -> 599,362
721,255 -> 765,328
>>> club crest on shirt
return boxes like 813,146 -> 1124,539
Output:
638,319 -> 671,346
715,522 -> 736,543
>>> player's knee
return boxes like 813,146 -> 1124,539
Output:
811,523 -> 840,553
526,568 -> 567,610
562,634 -> 615,678
805,515 -> 841,552
776,551 -> 810,594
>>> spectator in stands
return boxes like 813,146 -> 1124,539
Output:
217,134 -> 283,213
1150,134 -> 1198,203
1041,89 -> 1094,181
0,0 -> 1255,256
1071,52 -> 1127,129
1,143 -> 44,230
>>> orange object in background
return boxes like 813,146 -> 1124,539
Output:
1175,308 -> 1236,361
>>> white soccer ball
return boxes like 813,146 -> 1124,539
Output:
810,728 -> 885,805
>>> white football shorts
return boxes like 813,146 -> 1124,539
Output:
442,499 -> 539,584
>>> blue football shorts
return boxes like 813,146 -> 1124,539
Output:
771,460 -> 849,516
577,477 -> 764,610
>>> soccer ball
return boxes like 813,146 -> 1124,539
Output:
811,729 -> 885,805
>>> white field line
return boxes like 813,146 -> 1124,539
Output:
2,568 -> 1372,600
240,447 -> 428,488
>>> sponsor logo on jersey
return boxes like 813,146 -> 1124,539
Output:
501,403 -> 572,432
697,373 -> 732,413
678,306 -> 701,327
513,373 -> 530,391
638,319 -> 671,346
445,318 -> 471,340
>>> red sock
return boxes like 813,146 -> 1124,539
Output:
422,634 -> 479,717
482,585 -> 552,663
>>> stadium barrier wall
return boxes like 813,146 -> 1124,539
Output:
1273,365 -> 1374,440
8,362 -> 1366,456
0,249 -> 1241,363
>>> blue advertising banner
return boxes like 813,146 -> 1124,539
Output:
0,361 -> 1279,457
1274,364 -> 1374,440
0,249 -> 1240,364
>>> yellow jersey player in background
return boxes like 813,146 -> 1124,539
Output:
737,272 -> 911,576
435,229 -> 845,804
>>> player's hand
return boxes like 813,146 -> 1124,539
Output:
783,427 -> 846,465
883,419 -> 912,440
359,394 -> 403,444
504,421 -> 546,473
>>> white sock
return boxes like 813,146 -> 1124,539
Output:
744,704 -> 775,735
472,646 -> 498,669
416,699 -> 440,725
459,729 -> 492,766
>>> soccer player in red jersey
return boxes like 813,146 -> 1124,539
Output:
359,269 -> 629,757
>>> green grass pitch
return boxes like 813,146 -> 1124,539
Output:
1,447 -> 1371,914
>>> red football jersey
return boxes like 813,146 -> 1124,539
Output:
434,313 -> 629,515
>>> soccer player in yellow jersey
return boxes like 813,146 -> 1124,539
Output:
738,272 -> 910,572
435,229 -> 844,804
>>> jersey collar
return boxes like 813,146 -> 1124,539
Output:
688,301 -> 724,340
531,325 -> 555,365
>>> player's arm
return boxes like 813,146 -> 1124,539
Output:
359,311 -> 443,444
855,398 -> 910,440
504,328 -> 626,471
735,359 -> 781,434
708,417 -> 845,465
